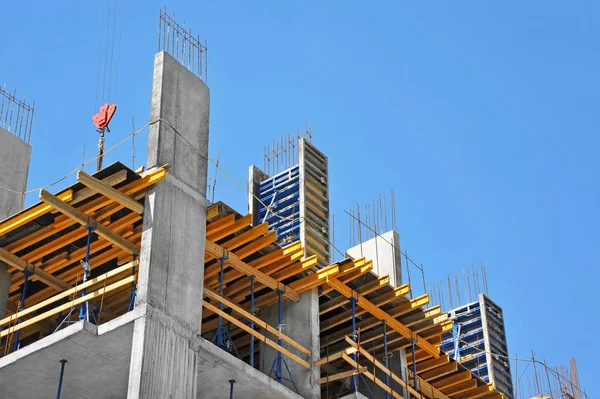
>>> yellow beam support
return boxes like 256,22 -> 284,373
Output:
207,203 -> 219,219
1,260 -> 137,327
453,383 -> 495,399
0,275 -> 135,338
0,247 -> 69,291
412,354 -> 451,373
325,276 -> 440,358
206,214 -> 251,242
204,239 -> 299,301
77,170 -> 144,214
419,362 -> 458,381
433,370 -> 473,391
0,190 -> 73,236
320,274 -> 390,314
39,189 -> 138,255
344,336 -> 440,399
322,293 -> 431,347
202,300 -> 309,369
317,367 -> 368,385
320,284 -> 411,332
341,353 -> 404,399
289,263 -> 340,292
203,288 -> 310,356
314,346 -> 358,367
443,379 -> 477,396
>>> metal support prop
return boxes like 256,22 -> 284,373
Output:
383,320 -> 390,399
211,250 -> 240,358
249,275 -> 256,368
268,289 -> 299,393
13,269 -> 32,351
127,254 -> 138,312
56,359 -> 68,399
213,250 -> 228,348
411,338 -> 418,390
229,379 -> 235,399
350,296 -> 359,392
275,290 -> 283,380
79,225 -> 95,321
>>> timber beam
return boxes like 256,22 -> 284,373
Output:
39,189 -> 138,255
325,276 -> 440,358
0,247 -> 69,291
77,170 -> 144,214
204,239 -> 299,301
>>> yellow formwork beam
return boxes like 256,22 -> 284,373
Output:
39,189 -> 138,255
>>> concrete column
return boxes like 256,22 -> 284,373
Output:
260,288 -> 321,399
0,127 -> 31,320
127,51 -> 210,399
247,165 -> 268,226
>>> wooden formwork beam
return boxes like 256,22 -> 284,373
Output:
39,189 -> 138,255
204,239 -> 299,301
0,190 -> 73,236
202,300 -> 310,369
0,247 -> 69,291
77,170 -> 144,214
325,276 -> 440,358
321,293 -> 431,347
0,275 -> 135,338
319,274 -> 390,315
320,284 -> 411,332
203,288 -> 310,356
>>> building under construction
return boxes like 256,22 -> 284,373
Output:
0,10 -> 588,399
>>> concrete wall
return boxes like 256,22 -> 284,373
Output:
346,230 -> 402,287
127,51 -> 210,398
0,127 -> 31,320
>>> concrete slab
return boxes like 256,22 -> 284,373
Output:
0,318 -> 133,399
0,309 -> 302,399
339,392 -> 370,399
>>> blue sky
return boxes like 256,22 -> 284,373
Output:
1,1 -> 598,396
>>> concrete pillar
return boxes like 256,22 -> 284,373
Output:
0,127 -> 31,320
260,288 -> 321,399
247,165 -> 268,226
127,51 -> 209,399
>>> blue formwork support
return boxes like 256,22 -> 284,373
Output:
127,254 -> 138,312
268,290 -> 299,393
55,359 -> 68,399
383,320 -> 390,399
79,225 -> 95,321
212,250 -> 228,349
229,379 -> 235,399
350,296 -> 358,392
249,275 -> 256,368
411,338 -> 418,390
13,269 -> 32,351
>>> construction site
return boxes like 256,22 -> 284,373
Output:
0,7 -> 591,399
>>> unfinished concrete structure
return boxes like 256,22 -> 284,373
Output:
441,294 -> 514,399
0,11 -> 514,399
0,122 -> 32,321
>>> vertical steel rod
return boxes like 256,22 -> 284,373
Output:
250,275 -> 256,368
13,271 -> 30,351
229,379 -> 235,399
79,226 -> 94,321
56,359 -> 68,399
411,338 -> 418,390
383,320 -> 390,399
276,289 -> 283,381
350,296 -> 358,392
